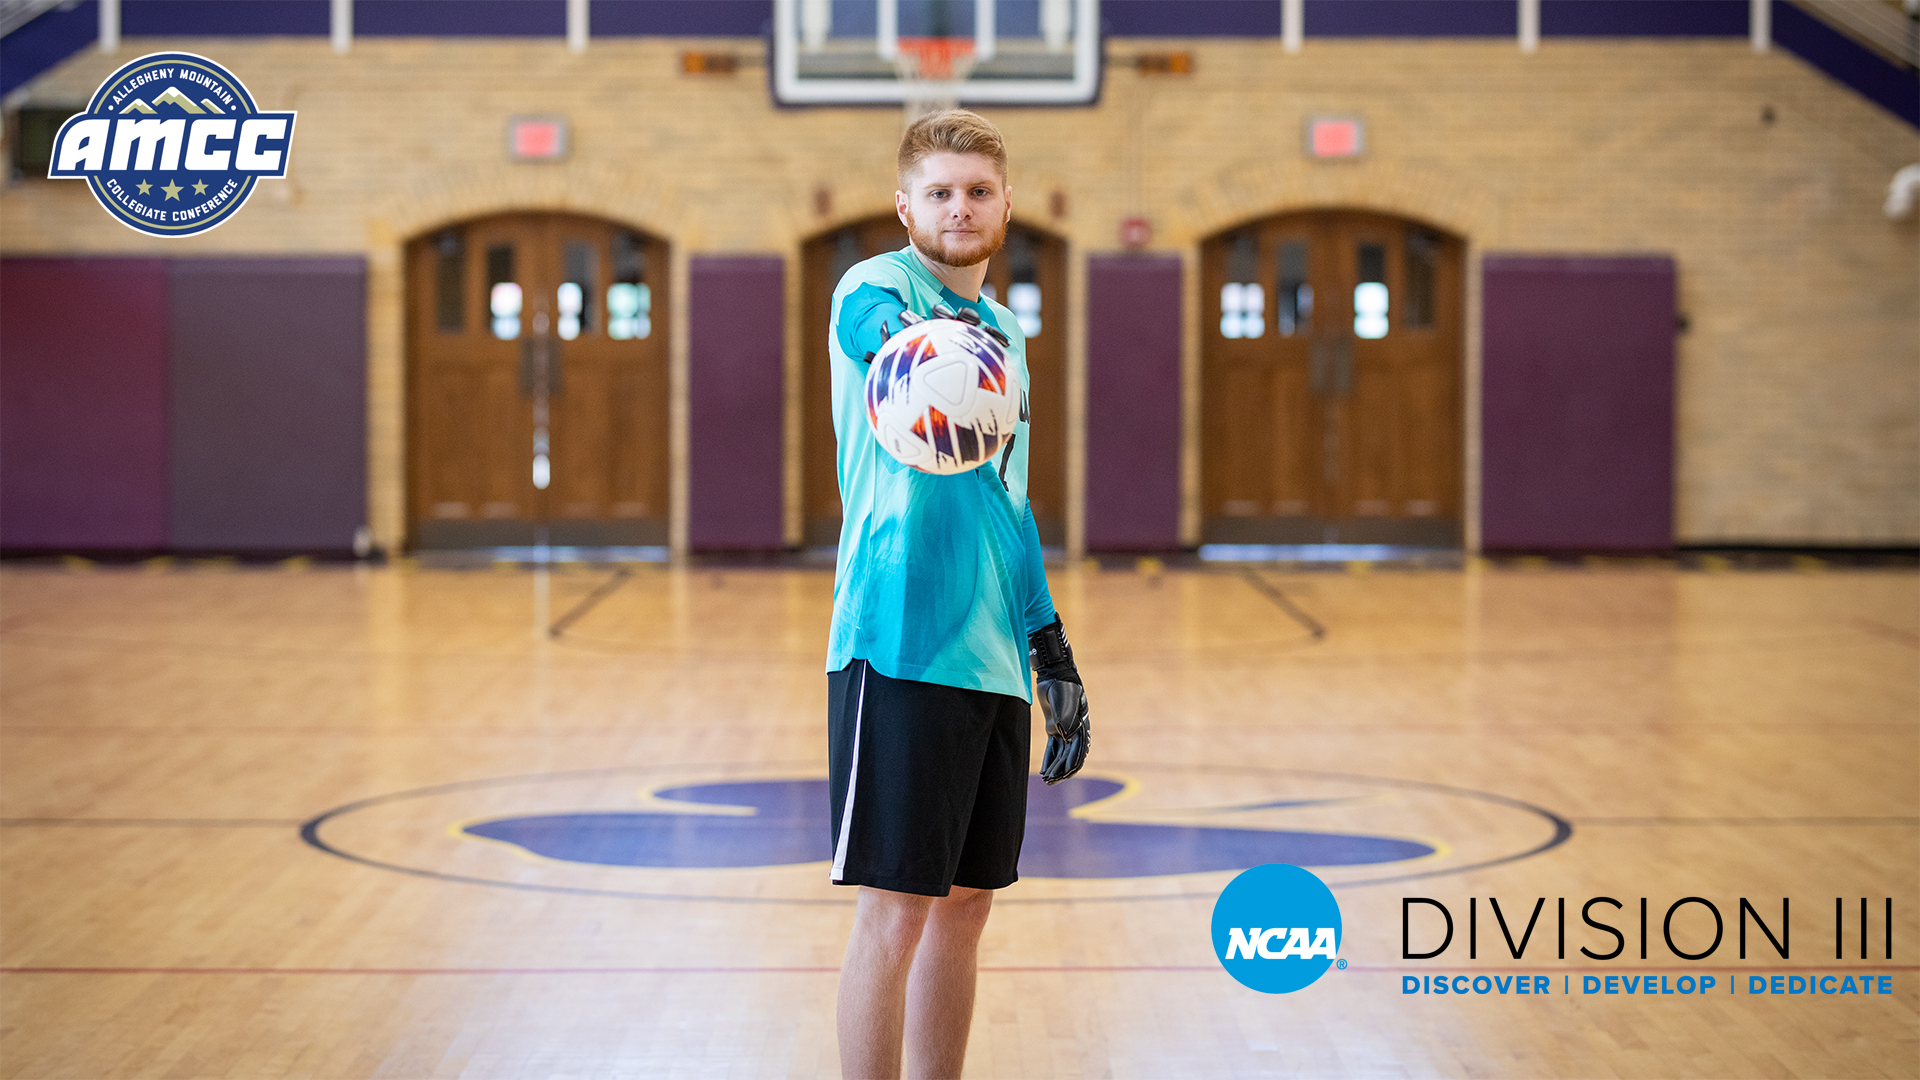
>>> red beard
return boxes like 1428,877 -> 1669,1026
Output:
904,207 -> 1008,268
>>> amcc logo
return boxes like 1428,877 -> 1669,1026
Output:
1212,863 -> 1344,994
49,52 -> 294,237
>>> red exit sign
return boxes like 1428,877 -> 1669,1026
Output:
1306,116 -> 1364,159
508,116 -> 568,161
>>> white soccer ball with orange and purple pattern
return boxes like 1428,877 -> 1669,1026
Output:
864,318 -> 1022,476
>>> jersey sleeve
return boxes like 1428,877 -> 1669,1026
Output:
1020,499 -> 1058,633
834,281 -> 910,365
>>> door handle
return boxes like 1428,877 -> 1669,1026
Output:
518,335 -> 563,398
1310,337 -> 1353,399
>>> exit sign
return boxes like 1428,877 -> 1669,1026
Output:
1305,116 -> 1364,159
508,116 -> 568,161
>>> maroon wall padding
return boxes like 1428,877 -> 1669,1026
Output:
1481,254 -> 1676,551
0,258 -> 171,550
1086,254 -> 1182,550
168,258 -> 367,551
688,255 -> 785,550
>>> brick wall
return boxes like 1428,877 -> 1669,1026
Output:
4,36 -> 1912,549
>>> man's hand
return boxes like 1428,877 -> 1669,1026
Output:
1028,620 -> 1089,784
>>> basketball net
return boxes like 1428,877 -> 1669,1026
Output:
896,36 -> 974,119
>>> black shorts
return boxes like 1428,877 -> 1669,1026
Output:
827,660 -> 1031,896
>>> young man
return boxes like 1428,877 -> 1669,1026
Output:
825,109 -> 1090,1079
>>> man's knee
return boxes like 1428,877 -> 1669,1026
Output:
929,885 -> 994,935
856,887 -> 936,953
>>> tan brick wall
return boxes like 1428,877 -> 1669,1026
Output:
4,36 -> 1913,549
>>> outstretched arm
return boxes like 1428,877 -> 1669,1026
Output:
835,282 -> 911,365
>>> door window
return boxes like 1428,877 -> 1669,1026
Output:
558,240 -> 596,341
1354,240 -> 1388,340
1276,239 -> 1310,337
607,230 -> 651,340
1220,232 -> 1264,339
487,244 -> 520,340
1405,231 -> 1437,328
434,230 -> 465,332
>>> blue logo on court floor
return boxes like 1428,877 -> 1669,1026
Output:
463,776 -> 1434,877
1211,864 -> 1343,994
48,52 -> 295,237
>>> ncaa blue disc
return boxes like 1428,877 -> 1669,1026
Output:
47,52 -> 296,238
1211,863 -> 1344,994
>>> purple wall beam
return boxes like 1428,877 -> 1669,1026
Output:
1086,253 -> 1182,551
688,255 -> 785,550
1481,254 -> 1676,551
0,258 -> 171,550
168,258 -> 367,552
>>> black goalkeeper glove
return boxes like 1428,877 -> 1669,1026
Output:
1029,619 -> 1089,784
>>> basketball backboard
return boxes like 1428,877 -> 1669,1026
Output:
772,0 -> 1102,106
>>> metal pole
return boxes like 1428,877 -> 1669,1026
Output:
567,0 -> 588,54
98,0 -> 118,53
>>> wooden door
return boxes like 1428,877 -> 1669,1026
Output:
801,217 -> 1067,547
1201,211 -> 1462,546
407,213 -> 669,548
980,226 -> 1067,545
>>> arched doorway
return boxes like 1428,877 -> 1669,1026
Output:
801,216 -> 1068,547
1201,210 -> 1464,546
405,212 -> 670,548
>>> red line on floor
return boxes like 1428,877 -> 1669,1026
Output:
0,965 -> 1220,976
4,964 -> 1912,976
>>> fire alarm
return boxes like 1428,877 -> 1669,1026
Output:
1119,216 -> 1152,249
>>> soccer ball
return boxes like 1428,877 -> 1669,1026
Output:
865,315 -> 1022,475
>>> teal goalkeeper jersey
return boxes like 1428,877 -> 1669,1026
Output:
826,246 -> 1057,701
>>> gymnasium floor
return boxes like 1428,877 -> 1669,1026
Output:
1,558 -> 1914,1079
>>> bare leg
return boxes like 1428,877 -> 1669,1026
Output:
903,886 -> 994,1080
839,886 -> 935,1079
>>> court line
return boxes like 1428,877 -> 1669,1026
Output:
0,818 -> 304,828
1229,568 -> 1328,640
1851,618 -> 1920,649
1349,964 -> 1920,974
547,568 -> 632,639
295,762 -> 1576,904
3,625 -> 1900,667
1573,816 -> 1920,826
5,720 -> 1910,740
4,964 -> 1911,977
0,965 -> 1212,975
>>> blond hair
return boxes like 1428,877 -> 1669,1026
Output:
897,109 -> 1008,188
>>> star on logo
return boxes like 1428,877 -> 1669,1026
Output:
161,181 -> 183,201
135,180 -> 151,195
191,180 -> 207,196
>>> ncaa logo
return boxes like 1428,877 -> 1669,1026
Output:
48,52 -> 295,237
1211,863 -> 1344,994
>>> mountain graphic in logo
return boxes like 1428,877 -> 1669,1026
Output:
462,775 -> 1436,877
153,86 -> 216,112
123,87 -> 222,114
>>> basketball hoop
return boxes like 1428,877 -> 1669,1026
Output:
895,36 -> 975,82
894,36 -> 974,118
772,0 -> 1100,108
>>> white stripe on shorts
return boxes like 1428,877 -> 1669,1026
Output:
830,662 -> 867,882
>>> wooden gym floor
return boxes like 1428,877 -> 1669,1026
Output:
1,558 -> 1914,1079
